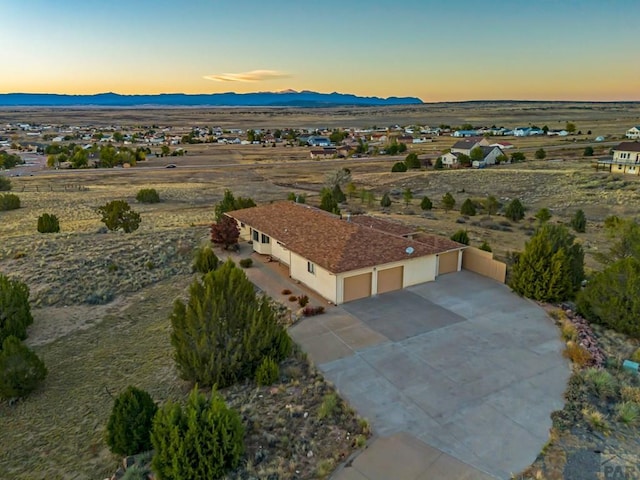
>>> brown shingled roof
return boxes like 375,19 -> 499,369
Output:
615,142 -> 640,152
349,214 -> 418,237
227,202 -> 464,274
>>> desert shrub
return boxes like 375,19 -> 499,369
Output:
171,260 -> 292,388
288,295 -> 297,302
302,305 -> 325,317
504,198 -> 525,222
136,188 -> 160,203
391,161 -> 407,172
534,148 -> 547,160
563,341 -> 592,368
85,289 -> 114,305
0,176 -> 11,191
0,336 -> 47,399
97,200 -> 141,233
631,348 -> 640,363
560,320 -> 578,342
152,387 -> 244,480
318,393 -> 339,419
420,196 -> 432,210
460,198 -> 476,216
584,368 -> 618,399
616,401 -> 640,425
583,146 -> 594,156
255,357 -> 279,386
297,295 -> 309,308
450,230 -> 469,245
621,386 -> 640,403
281,289 -> 291,295
479,241 -> 492,252
37,213 -> 60,233
380,192 -> 391,208
582,407 -> 609,433
0,273 -> 33,346
192,245 -> 219,274
106,386 -> 158,456
0,193 -> 20,211
238,258 -> 252,268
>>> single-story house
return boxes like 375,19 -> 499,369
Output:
310,147 -> 337,159
307,136 -> 331,147
452,130 -> 478,138
626,126 -> 640,139
227,202 -> 465,304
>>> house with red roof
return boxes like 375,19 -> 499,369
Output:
227,202 -> 465,304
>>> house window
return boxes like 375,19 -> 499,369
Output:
307,262 -> 315,274
252,230 -> 259,241
261,234 -> 270,244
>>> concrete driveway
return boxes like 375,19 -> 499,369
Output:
289,270 -> 570,479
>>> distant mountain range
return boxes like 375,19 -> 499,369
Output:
0,91 -> 423,107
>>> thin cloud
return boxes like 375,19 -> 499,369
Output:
203,69 -> 291,82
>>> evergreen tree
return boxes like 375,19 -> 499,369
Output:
420,196 -> 432,210
319,188 -> 340,215
391,161 -> 408,172
479,241 -> 492,252
170,260 -> 291,388
97,200 -> 141,233
571,209 -> 586,233
577,257 -> 640,338
460,198 -> 476,216
451,230 -> 470,245
214,190 -> 256,222
192,245 -> 220,274
332,184 -> 346,203
404,152 -> 421,169
504,198 -> 525,222
434,157 -> 444,170
509,224 -> 584,302
441,192 -> 455,212
380,192 -> 392,208
402,188 -> 413,206
484,195 -> 499,216
534,148 -> 547,160
106,386 -> 158,456
152,387 -> 244,480
0,336 -> 47,399
0,274 -> 33,346
534,208 -> 552,223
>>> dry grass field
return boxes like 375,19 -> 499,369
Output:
1,103 -> 640,479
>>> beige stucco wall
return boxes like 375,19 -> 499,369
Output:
271,241 -> 291,265
289,252 -> 337,303
236,220 -> 252,241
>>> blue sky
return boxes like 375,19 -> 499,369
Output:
1,0 -> 638,101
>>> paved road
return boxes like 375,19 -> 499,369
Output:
290,271 -> 570,479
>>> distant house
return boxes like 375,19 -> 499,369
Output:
490,141 -> 514,149
596,142 -> 640,175
626,126 -> 640,139
396,135 -> 414,144
452,130 -> 478,138
594,136 -> 605,142
310,147 -> 336,159
513,127 -> 544,137
307,136 -> 331,147
336,145 -> 353,157
442,138 -> 503,168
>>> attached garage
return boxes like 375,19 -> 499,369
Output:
343,272 -> 372,303
438,251 -> 459,276
377,266 -> 403,294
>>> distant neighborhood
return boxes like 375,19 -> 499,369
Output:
0,119 -> 637,174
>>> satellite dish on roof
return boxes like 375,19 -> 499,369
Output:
406,246 -> 414,255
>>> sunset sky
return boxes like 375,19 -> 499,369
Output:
2,0 -> 638,102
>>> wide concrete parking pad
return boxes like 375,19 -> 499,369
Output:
305,271 -> 570,479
